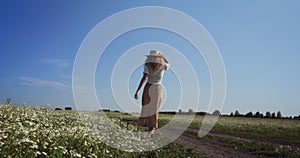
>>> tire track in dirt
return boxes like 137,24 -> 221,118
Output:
207,129 -> 300,150
119,119 -> 299,157
174,132 -> 259,158
172,128 -> 300,158
187,128 -> 300,151
158,129 -> 258,158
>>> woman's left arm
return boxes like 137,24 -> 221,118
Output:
160,53 -> 169,64
160,53 -> 170,70
134,73 -> 148,100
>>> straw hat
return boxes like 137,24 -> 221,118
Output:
145,50 -> 161,57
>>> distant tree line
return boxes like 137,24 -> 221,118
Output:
175,109 -> 300,120
54,107 -> 72,110
98,109 -> 111,112
223,110 -> 300,120
176,109 -> 220,116
2,98 -> 299,120
228,110 -> 283,118
53,107 -> 300,119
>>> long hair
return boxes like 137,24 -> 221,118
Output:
145,56 -> 164,73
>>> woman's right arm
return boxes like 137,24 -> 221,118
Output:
134,73 -> 148,100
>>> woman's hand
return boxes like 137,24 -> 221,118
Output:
134,91 -> 139,100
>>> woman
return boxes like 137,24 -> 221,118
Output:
134,50 -> 170,137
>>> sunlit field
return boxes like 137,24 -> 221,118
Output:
1,105 -> 299,157
0,105 -> 200,158
109,111 -> 300,157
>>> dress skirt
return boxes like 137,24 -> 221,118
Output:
139,83 -> 162,130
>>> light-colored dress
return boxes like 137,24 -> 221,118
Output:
139,62 -> 170,129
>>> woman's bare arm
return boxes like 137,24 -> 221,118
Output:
160,52 -> 169,64
134,73 -> 148,99
159,53 -> 170,70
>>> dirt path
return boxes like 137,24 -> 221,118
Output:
207,129 -> 300,150
119,119 -> 299,157
172,128 -> 300,158
186,128 -> 300,151
174,132 -> 258,158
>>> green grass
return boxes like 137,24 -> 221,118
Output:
213,116 -> 300,143
155,114 -> 300,143
207,135 -> 300,158
161,114 -> 300,157
107,112 -> 300,143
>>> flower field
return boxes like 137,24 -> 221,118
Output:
1,104 -> 299,157
0,105 -> 200,158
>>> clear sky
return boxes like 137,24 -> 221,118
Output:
0,0 -> 299,116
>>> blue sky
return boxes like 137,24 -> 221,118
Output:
0,1 -> 299,116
